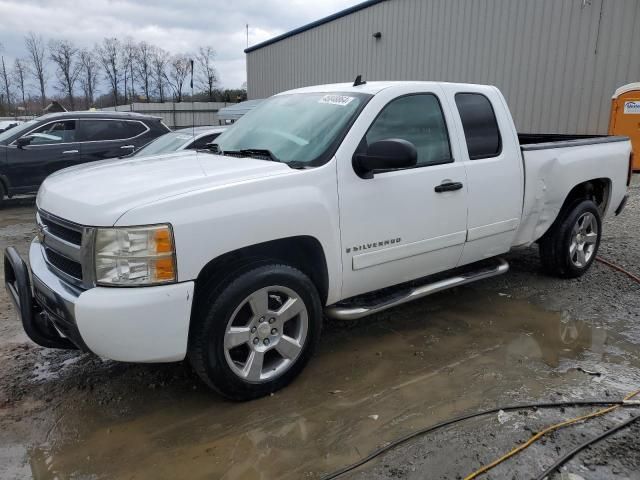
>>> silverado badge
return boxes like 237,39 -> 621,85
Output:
346,237 -> 401,254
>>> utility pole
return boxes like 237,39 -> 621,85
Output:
246,24 -> 249,48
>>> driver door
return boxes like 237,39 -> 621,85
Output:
335,84 -> 469,299
9,119 -> 80,190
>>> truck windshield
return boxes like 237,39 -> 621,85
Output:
213,92 -> 370,166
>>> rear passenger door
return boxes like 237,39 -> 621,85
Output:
78,119 -> 149,162
442,86 -> 524,266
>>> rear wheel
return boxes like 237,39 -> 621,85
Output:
0,182 -> 5,208
188,263 -> 322,401
539,199 -> 601,278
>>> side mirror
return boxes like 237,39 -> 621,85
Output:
15,136 -> 33,149
353,139 -> 417,179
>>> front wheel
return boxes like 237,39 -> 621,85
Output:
188,263 -> 322,401
539,199 -> 602,278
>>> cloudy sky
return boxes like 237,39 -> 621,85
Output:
0,0 -> 360,91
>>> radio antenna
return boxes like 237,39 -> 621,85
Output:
190,58 -> 195,146
353,74 -> 366,86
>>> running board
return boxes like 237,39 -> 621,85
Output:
325,258 -> 509,320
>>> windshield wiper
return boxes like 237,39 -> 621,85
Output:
215,147 -> 281,163
209,145 -> 307,169
239,148 -> 281,162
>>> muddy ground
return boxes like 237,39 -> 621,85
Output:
1,179 -> 639,480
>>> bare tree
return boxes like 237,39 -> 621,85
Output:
167,54 -> 190,102
24,32 -> 47,108
0,44 -> 12,111
134,41 -> 154,102
121,37 -> 136,104
195,46 -> 218,101
151,48 -> 169,102
13,58 -> 27,108
49,39 -> 81,109
97,38 -> 121,106
79,49 -> 99,108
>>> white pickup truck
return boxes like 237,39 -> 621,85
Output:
4,81 -> 632,400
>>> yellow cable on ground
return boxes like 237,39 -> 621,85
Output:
466,256 -> 640,480
463,389 -> 640,480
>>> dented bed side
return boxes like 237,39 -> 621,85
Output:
513,137 -> 631,247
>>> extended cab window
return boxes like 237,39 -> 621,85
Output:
27,120 -> 77,145
80,120 -> 145,141
455,93 -> 502,159
365,94 -> 452,167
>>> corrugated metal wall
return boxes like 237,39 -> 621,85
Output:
100,102 -> 230,128
247,0 -> 640,134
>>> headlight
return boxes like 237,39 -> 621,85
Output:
94,224 -> 176,286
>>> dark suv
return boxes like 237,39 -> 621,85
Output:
0,111 -> 169,204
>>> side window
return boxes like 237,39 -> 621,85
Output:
455,93 -> 502,160
124,121 -> 147,138
191,133 -> 220,149
27,120 -> 76,145
365,94 -> 452,167
80,120 -> 145,141
80,120 -> 125,141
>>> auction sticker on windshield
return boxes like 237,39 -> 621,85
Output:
319,94 -> 355,106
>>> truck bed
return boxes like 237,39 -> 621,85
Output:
519,133 -> 628,150
513,133 -> 631,248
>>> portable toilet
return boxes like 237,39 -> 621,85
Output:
609,83 -> 640,171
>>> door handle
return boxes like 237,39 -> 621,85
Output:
120,145 -> 135,149
62,150 -> 79,154
434,181 -> 463,193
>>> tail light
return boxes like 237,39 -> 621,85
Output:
628,152 -> 635,186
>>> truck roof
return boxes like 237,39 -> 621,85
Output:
279,81 -> 498,96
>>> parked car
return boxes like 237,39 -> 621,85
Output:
5,81 -> 632,401
0,120 -> 24,133
130,126 -> 227,158
0,111 -> 169,204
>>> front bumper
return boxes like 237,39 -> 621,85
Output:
4,240 -> 194,363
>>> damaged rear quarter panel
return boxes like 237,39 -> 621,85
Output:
514,141 -> 630,246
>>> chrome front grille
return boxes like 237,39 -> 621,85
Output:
37,210 -> 94,288
44,248 -> 84,279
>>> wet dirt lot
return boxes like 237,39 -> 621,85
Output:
1,180 -> 640,480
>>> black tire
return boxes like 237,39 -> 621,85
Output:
0,182 -> 5,209
188,263 -> 323,401
539,199 -> 602,278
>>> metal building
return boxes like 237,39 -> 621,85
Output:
101,102 -> 229,128
246,0 -> 640,134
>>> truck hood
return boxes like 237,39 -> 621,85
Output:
37,151 -> 292,226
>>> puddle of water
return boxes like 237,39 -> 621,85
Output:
13,291 -> 639,479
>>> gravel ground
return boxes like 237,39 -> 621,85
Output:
346,177 -> 640,480
0,178 -> 639,480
